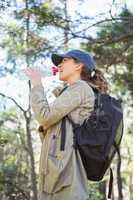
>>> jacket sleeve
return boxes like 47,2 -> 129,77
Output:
30,83 -> 85,130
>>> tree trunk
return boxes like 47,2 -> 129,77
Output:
25,113 -> 38,200
129,173 -> 133,200
24,0 -> 38,199
0,146 -> 4,200
63,0 -> 69,51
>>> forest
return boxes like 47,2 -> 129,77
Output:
0,0 -> 132,200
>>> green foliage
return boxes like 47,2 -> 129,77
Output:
0,159 -> 29,199
87,182 -> 104,200
0,21 -> 50,63
97,9 -> 133,39
0,110 -> 30,199
81,8 -> 133,95
15,2 -> 66,29
0,0 -> 10,10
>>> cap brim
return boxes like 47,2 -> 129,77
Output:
51,53 -> 71,66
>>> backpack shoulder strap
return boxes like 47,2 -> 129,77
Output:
108,168 -> 113,199
58,85 -> 68,95
60,116 -> 80,151
60,117 -> 66,151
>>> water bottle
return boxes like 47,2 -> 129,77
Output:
15,66 -> 58,81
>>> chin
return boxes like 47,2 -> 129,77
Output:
59,75 -> 65,81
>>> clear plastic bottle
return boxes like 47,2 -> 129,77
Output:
15,66 -> 58,81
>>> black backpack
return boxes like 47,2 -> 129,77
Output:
59,85 -> 124,199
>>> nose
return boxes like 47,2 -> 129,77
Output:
58,63 -> 62,68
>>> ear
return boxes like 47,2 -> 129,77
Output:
75,63 -> 83,71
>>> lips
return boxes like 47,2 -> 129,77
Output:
52,66 -> 58,75
59,69 -> 63,72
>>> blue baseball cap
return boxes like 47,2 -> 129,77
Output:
51,49 -> 96,71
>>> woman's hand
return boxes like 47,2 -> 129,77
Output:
24,67 -> 43,87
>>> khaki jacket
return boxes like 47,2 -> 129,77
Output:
30,79 -> 95,200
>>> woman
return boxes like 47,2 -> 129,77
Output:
25,49 -> 108,200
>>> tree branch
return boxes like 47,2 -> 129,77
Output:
0,92 -> 25,112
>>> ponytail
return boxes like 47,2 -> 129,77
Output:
80,66 -> 109,94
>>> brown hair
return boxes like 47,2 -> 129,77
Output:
74,59 -> 109,94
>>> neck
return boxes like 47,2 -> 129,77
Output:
67,75 -> 81,85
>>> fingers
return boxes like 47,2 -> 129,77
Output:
23,68 -> 39,74
23,68 -> 31,76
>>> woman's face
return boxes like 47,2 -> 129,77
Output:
58,57 -> 81,82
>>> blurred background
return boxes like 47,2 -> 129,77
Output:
0,0 -> 132,199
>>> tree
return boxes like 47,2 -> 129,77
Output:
80,8 -> 133,96
0,0 -> 133,199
